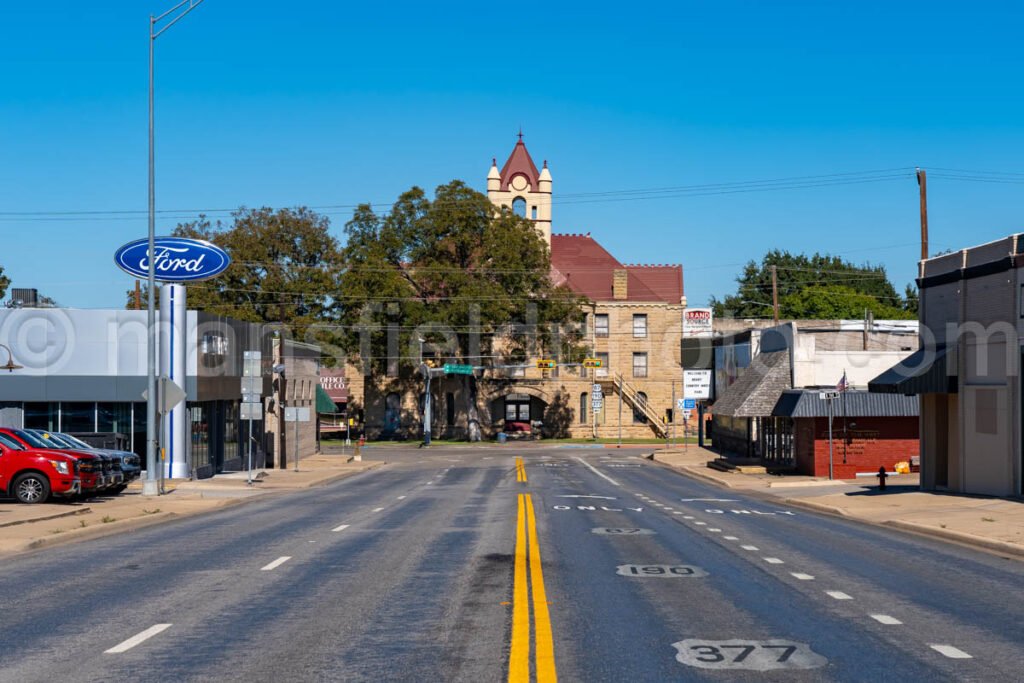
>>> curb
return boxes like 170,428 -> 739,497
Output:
779,497 -> 850,517
262,462 -> 383,490
651,458 -> 736,489
0,506 -> 92,529
885,519 -> 1024,559
3,510 -> 180,556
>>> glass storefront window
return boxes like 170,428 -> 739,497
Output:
23,403 -> 58,430
190,404 -> 210,469
132,402 -> 147,459
98,402 -> 132,435
61,402 -> 97,432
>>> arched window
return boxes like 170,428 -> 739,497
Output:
512,197 -> 526,217
633,391 -> 649,424
384,392 -> 401,433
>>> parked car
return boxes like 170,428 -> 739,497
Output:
0,432 -> 80,503
39,431 -> 140,492
0,428 -> 107,496
32,431 -> 127,492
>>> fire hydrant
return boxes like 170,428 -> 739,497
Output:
877,466 -> 888,491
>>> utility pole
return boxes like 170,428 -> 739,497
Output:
144,0 -> 206,497
917,168 -> 928,260
771,265 -> 780,324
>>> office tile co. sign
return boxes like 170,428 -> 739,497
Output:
115,237 -> 231,282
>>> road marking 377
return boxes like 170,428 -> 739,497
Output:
673,639 -> 827,670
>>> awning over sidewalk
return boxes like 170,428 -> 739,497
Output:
711,350 -> 791,418
316,384 -> 340,413
868,344 -> 957,395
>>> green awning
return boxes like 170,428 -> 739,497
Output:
316,384 -> 339,413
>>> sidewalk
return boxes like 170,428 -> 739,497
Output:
651,447 -> 1024,560
0,454 -> 382,558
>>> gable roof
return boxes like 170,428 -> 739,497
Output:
711,350 -> 792,417
499,139 -> 541,192
549,233 -> 682,303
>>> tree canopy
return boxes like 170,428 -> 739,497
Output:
338,180 -> 587,439
710,250 -> 916,320
0,267 -> 10,301
129,207 -> 345,338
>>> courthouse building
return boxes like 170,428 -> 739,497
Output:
360,137 -> 686,440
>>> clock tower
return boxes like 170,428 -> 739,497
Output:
487,133 -> 552,246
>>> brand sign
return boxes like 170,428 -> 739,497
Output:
683,308 -> 713,338
114,237 -> 231,282
684,369 -> 712,399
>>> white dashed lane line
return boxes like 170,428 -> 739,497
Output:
708,528 -> 722,533
723,536 -> 739,541
930,644 -> 972,659
397,495 -> 407,500
332,524 -> 350,532
105,624 -> 172,654
870,614 -> 903,625
826,591 -> 853,601
791,573 -> 815,581
741,545 -> 759,551
763,557 -> 784,564
261,556 -> 292,571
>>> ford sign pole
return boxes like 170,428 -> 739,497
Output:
145,0 -> 206,497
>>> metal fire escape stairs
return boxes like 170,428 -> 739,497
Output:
598,373 -> 669,438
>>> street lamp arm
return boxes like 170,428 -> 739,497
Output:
153,0 -> 206,38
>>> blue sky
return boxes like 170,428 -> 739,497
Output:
2,1 -> 1023,311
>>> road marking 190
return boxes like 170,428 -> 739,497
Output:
617,564 -> 708,578
592,528 -> 655,535
673,639 -> 827,670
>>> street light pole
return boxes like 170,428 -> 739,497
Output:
144,0 -> 206,497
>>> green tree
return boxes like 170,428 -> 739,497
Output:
0,267 -> 10,301
129,208 -> 345,338
780,285 -> 914,320
710,250 -> 915,319
338,180 -> 587,440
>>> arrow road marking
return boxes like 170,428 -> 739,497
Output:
105,624 -> 172,654
557,495 -> 618,500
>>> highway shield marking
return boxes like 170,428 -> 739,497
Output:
672,639 -> 827,670
592,527 -> 655,535
617,564 -> 708,578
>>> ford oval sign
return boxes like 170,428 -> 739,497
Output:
114,237 -> 231,282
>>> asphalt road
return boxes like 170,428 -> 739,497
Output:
1,446 -> 1022,682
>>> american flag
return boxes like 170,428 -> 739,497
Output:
836,371 -> 849,392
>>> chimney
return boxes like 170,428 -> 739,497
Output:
612,270 -> 628,300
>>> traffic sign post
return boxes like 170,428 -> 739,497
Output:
242,351 -> 263,485
819,391 -> 839,479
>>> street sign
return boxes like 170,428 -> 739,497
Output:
142,376 -> 187,415
443,364 -> 475,375
583,358 -> 604,368
677,398 -> 687,410
819,391 -> 840,400
592,383 -> 603,397
241,376 -> 262,396
682,409 -> 692,420
683,369 -> 712,400
241,402 -> 262,420
536,359 -> 556,369
284,407 -> 311,422
243,350 -> 262,377
683,398 -> 696,410
592,397 -> 603,411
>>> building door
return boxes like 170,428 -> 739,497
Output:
504,394 -> 531,433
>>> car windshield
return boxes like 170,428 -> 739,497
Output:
57,433 -> 94,450
32,431 -> 76,449
0,433 -> 25,450
10,429 -> 54,449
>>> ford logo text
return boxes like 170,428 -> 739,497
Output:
114,237 -> 231,282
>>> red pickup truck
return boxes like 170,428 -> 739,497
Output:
0,432 -> 80,503
0,428 -> 105,495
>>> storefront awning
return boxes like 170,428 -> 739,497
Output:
316,384 -> 340,414
868,344 -> 957,395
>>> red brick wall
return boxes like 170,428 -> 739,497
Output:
795,416 -> 919,479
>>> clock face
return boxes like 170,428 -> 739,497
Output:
511,174 -> 529,191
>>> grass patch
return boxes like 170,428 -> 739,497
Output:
101,516 -> 116,524
982,517 -> 996,522
142,508 -> 161,515
78,520 -> 88,528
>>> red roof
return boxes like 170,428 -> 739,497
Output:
550,233 -> 682,303
499,138 -> 541,192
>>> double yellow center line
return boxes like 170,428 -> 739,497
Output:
516,457 -> 527,483
509,492 -> 557,682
